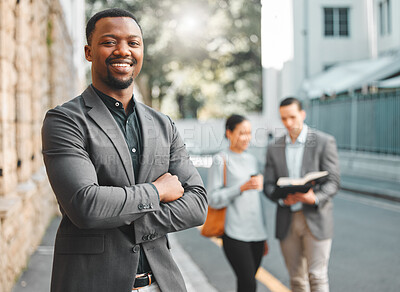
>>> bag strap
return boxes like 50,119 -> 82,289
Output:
223,156 -> 227,187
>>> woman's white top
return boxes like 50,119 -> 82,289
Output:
207,149 -> 268,242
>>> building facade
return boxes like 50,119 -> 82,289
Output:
262,0 -> 400,125
0,1 -> 85,291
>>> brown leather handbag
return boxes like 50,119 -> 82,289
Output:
201,157 -> 227,238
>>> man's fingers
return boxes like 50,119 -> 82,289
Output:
161,172 -> 172,179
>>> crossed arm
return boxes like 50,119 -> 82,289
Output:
42,108 -> 207,242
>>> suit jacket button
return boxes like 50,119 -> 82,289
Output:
149,203 -> 154,208
142,235 -> 149,241
138,204 -> 144,210
132,245 -> 140,253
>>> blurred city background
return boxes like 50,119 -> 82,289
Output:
0,0 -> 399,291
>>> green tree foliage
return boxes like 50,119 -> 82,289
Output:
86,0 -> 262,119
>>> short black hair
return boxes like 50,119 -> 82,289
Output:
225,114 -> 248,136
280,97 -> 303,110
86,8 -> 142,45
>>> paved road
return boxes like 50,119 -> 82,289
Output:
174,188 -> 400,292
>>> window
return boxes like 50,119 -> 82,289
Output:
324,7 -> 349,37
379,0 -> 391,36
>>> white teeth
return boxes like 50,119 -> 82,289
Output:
111,63 -> 130,67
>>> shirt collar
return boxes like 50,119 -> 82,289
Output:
285,124 -> 308,145
92,85 -> 136,113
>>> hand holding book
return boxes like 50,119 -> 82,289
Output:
274,171 -> 329,199
283,189 -> 317,205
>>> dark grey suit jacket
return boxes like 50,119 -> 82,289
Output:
42,85 -> 207,292
264,129 -> 340,240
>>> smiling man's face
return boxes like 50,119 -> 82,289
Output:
279,103 -> 306,141
84,17 -> 144,93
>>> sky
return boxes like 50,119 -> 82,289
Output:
261,0 -> 293,69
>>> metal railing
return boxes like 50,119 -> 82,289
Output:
306,90 -> 400,155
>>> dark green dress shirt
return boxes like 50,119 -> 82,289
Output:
93,86 -> 151,275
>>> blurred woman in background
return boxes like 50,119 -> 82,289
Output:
207,114 -> 269,292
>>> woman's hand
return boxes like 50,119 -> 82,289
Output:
240,174 -> 264,192
263,240 -> 269,256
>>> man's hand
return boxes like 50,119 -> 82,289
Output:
283,188 -> 316,205
240,174 -> 264,192
293,189 -> 316,205
283,194 -> 299,205
153,173 -> 184,203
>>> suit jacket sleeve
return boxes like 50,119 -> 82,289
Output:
42,107 -> 161,229
314,135 -> 340,206
132,117 -> 207,243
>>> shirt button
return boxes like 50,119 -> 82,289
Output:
132,148 -> 136,153
115,102 -> 120,107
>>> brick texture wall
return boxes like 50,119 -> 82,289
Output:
0,1 -> 81,291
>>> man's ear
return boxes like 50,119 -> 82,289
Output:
301,110 -> 306,121
84,45 -> 92,62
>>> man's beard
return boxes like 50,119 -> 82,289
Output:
104,56 -> 136,89
105,69 -> 134,89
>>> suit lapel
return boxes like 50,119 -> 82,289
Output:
136,103 -> 157,183
82,86 -> 134,185
276,136 -> 289,177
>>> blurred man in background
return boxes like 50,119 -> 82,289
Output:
264,97 -> 340,292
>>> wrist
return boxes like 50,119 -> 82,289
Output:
152,182 -> 163,201
149,183 -> 160,200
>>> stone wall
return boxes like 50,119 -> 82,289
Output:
0,1 -> 81,291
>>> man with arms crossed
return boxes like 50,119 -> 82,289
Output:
264,97 -> 340,292
42,8 -> 207,292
